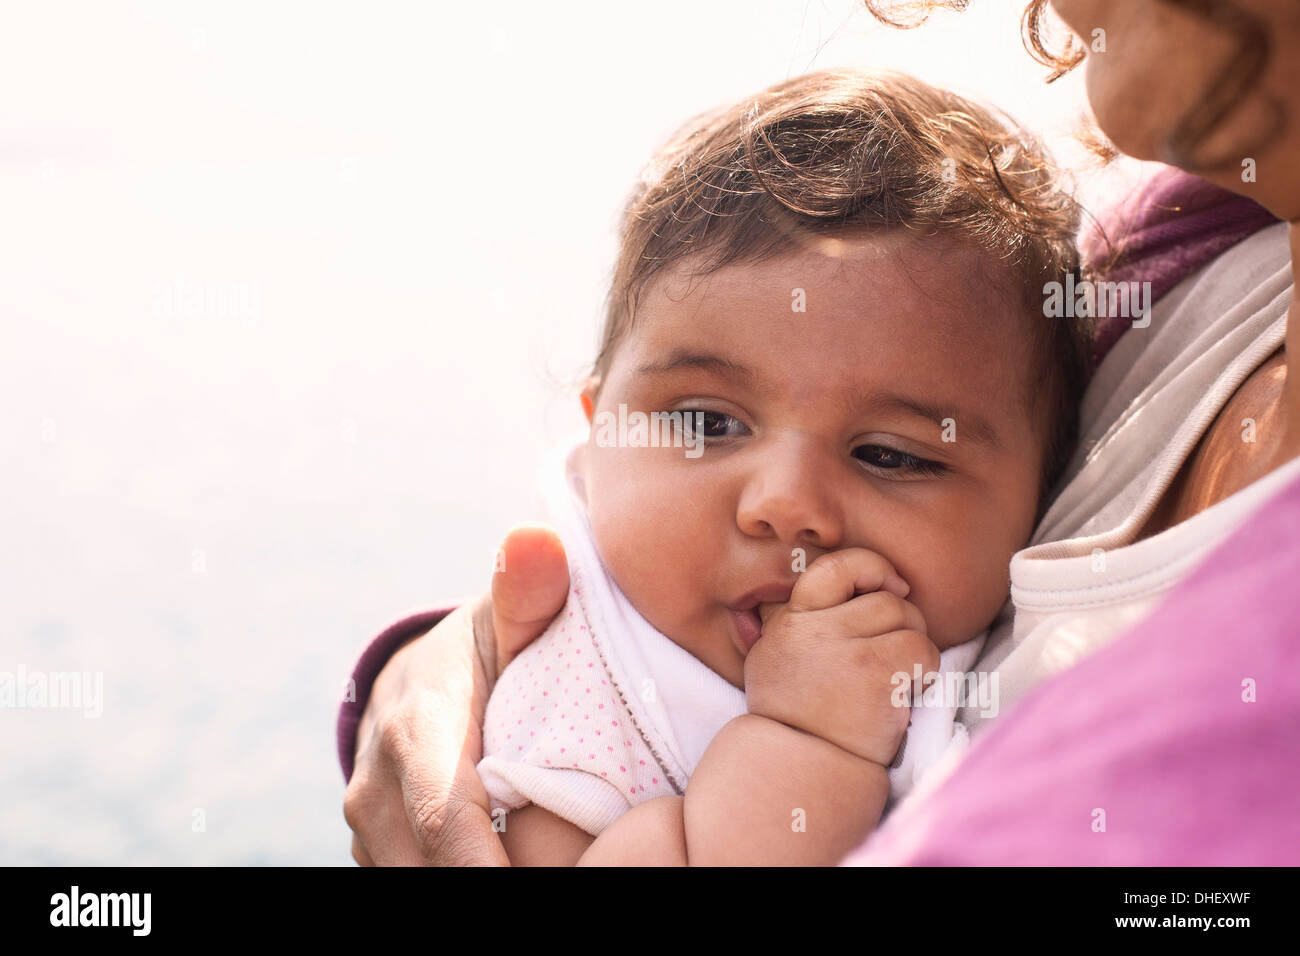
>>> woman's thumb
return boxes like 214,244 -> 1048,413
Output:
490,524 -> 570,673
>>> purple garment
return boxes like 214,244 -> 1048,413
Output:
337,608 -> 452,783
844,467 -> 1300,865
1084,167 -> 1278,365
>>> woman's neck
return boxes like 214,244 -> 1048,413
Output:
1137,219 -> 1298,541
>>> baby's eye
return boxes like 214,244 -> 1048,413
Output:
680,409 -> 749,440
853,444 -> 947,479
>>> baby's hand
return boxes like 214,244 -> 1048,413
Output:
743,548 -> 940,768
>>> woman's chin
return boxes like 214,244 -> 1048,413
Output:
1086,68 -> 1169,164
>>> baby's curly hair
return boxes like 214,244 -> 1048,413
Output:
595,68 -> 1089,502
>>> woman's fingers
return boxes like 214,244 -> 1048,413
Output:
344,724 -> 435,865
345,789 -> 429,865
345,525 -> 568,867
346,690 -> 510,866
344,603 -> 511,866
490,524 -> 571,675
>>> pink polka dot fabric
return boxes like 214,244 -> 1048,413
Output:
477,588 -> 678,836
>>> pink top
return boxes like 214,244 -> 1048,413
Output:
844,466 -> 1300,865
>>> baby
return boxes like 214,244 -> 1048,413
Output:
477,68 -> 1088,865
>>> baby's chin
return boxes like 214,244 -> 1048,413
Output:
930,630 -> 983,652
638,602 -> 749,690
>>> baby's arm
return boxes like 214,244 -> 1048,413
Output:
578,714 -> 886,866
499,804 -> 594,865
499,801 -> 687,866
500,715 -> 884,866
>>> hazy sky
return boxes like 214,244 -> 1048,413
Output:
1,0 -> 1147,864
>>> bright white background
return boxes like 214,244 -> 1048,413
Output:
1,0 -> 1136,864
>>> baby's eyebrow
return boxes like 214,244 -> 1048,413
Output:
636,351 -> 1005,451
634,351 -> 758,385
859,393 -> 1004,450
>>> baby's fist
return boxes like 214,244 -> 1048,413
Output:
743,548 -> 939,767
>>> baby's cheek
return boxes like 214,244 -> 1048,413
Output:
905,545 -> 1013,651
586,457 -> 695,600
589,504 -> 705,648
598,523 -> 648,582
588,488 -> 651,585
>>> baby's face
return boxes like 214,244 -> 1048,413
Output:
581,231 -> 1048,689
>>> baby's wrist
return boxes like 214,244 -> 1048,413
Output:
731,713 -> 891,784
742,703 -> 900,771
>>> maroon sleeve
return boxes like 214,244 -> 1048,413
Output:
1081,167 -> 1277,367
336,607 -> 457,783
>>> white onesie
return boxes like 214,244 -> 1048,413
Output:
477,436 -> 986,836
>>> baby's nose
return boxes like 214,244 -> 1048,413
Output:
734,440 -> 846,549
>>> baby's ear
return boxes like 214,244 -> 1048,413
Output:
579,374 -> 600,424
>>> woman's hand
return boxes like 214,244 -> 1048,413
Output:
343,525 -> 570,865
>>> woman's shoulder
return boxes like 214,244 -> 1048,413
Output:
1038,218 -> 1291,548
1083,165 -> 1281,366
966,194 -> 1292,728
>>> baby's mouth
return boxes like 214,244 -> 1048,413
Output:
729,606 -> 763,655
728,602 -> 790,656
726,584 -> 794,656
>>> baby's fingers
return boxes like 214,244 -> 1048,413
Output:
862,627 -> 941,695
827,589 -> 927,639
788,547 -> 909,613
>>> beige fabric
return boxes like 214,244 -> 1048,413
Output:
958,222 -> 1294,735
